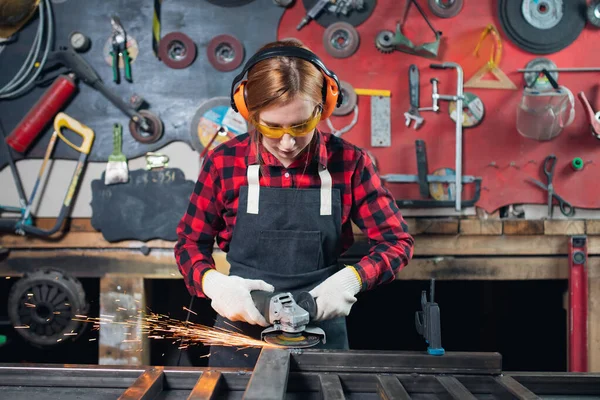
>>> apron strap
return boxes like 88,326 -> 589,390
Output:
247,164 -> 260,214
319,165 -> 332,216
245,163 -> 332,216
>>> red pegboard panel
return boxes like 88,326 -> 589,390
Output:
277,1 -> 600,213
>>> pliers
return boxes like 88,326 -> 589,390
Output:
110,16 -> 132,84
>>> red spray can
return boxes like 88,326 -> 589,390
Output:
6,73 -> 78,153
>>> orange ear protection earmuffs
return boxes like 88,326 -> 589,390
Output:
230,46 -> 343,121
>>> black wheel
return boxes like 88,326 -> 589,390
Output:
8,269 -> 89,347
587,0 -> 600,27
498,0 -> 586,54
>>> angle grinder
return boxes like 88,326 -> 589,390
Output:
251,290 -> 326,348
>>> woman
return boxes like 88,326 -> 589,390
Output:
174,40 -> 414,367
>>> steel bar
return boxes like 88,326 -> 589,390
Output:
243,348 -> 290,400
380,174 -> 477,183
187,370 -> 223,400
290,350 -> 502,375
518,67 -> 600,73
319,374 -> 345,400
118,366 -> 164,400
494,375 -> 540,400
1,363 -> 600,398
503,372 -> 600,395
435,376 -> 477,400
376,375 -> 411,400
0,364 -> 147,387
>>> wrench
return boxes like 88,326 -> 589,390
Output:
404,64 -> 424,129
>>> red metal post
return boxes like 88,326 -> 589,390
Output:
568,235 -> 588,372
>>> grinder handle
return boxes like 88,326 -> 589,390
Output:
250,290 -> 274,323
296,291 -> 318,320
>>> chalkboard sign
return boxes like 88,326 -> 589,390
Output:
91,168 -> 195,242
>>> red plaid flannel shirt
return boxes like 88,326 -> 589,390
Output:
174,130 -> 414,298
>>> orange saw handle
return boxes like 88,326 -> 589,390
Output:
54,112 -> 95,154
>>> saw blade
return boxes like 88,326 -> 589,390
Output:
263,332 -> 321,348
189,97 -> 249,153
523,57 -> 559,90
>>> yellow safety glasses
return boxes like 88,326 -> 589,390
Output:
253,106 -> 322,139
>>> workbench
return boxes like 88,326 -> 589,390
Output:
1,217 -> 599,370
1,348 -> 600,399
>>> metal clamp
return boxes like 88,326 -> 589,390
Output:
425,63 -> 465,211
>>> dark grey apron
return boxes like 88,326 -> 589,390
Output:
207,163 -> 347,368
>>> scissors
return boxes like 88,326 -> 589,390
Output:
525,154 -> 575,218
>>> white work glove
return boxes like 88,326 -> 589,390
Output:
202,269 -> 274,327
309,266 -> 362,321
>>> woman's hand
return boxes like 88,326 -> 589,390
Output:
202,270 -> 274,326
309,266 -> 361,321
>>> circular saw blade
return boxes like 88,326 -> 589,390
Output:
523,57 -> 559,90
189,97 -> 249,153
264,332 -> 321,348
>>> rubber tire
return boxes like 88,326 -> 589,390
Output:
498,0 -> 586,55
8,269 -> 89,348
428,0 -> 463,18
587,0 -> 600,28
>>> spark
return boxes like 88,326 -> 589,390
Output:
73,311 -> 281,350
182,307 -> 197,316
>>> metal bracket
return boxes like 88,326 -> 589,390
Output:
371,95 -> 391,147
380,139 -> 482,209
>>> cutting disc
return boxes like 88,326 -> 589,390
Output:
158,32 -> 197,69
323,21 -> 360,59
523,57 -> 559,90
498,0 -> 586,54
263,332 -> 321,348
429,168 -> 458,201
448,92 -> 485,128
190,97 -> 249,153
301,0 -> 377,28
207,34 -> 245,72
333,81 -> 357,116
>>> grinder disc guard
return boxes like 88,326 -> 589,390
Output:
263,332 -> 321,348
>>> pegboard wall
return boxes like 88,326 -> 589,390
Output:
1,0 -> 600,216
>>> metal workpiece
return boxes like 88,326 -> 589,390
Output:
244,348 -> 291,400
1,353 -> 600,399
